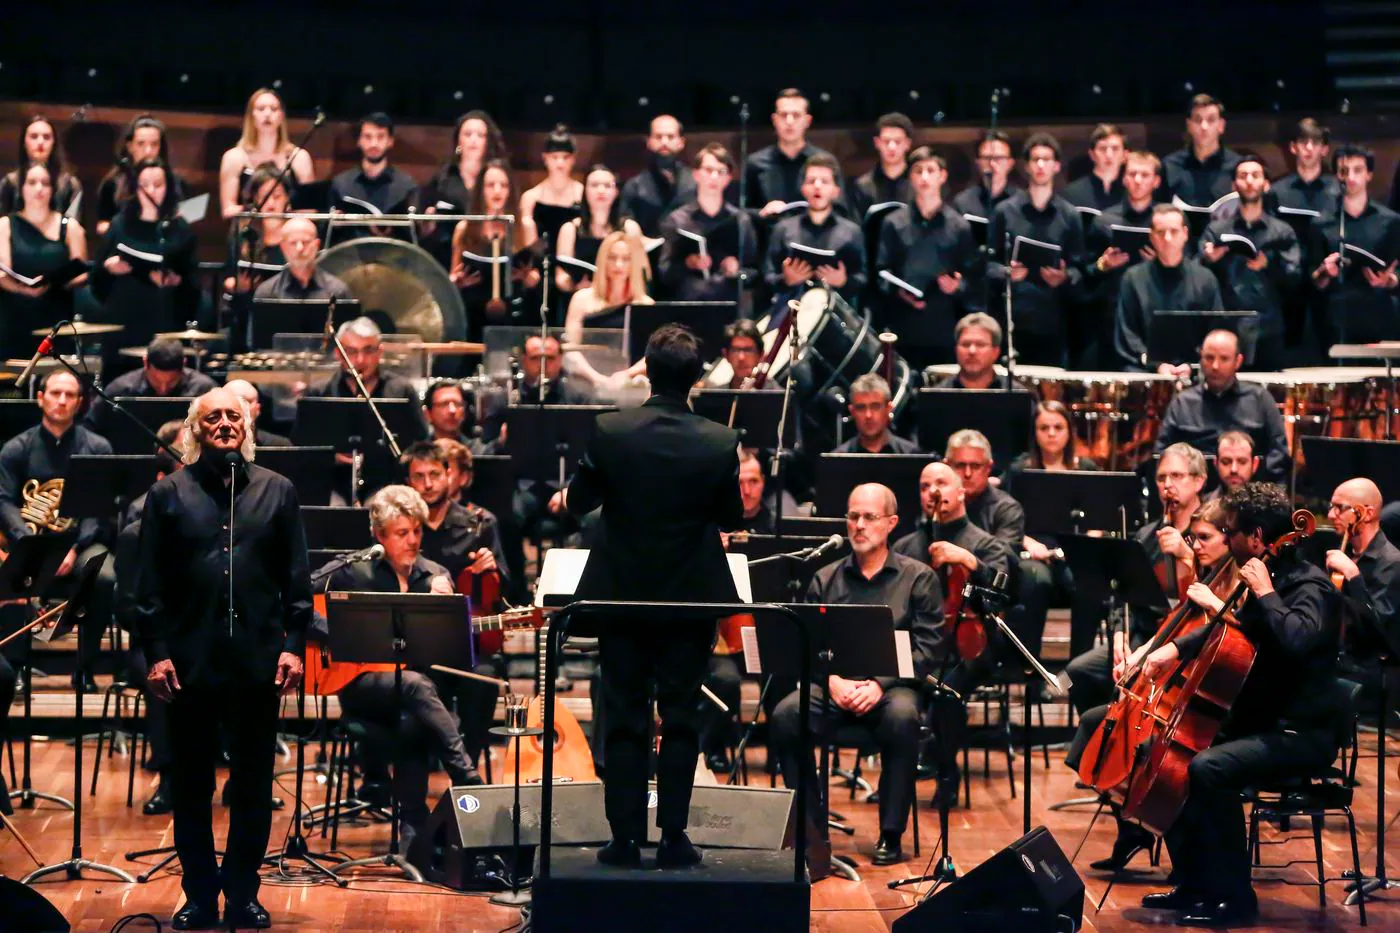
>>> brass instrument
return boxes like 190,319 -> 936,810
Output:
21,479 -> 73,535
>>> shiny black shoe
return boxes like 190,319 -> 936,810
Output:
224,899 -> 271,930
447,766 -> 484,788
1142,887 -> 1203,911
705,752 -> 730,774
171,902 -> 221,931
871,834 -> 904,866
595,837 -> 642,868
1090,823 -> 1158,872
142,784 -> 173,816
656,831 -> 703,869
1176,895 -> 1258,927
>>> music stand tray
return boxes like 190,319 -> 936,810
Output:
302,506 -> 373,552
586,300 -> 737,362
0,530 -> 78,602
292,397 -> 420,454
63,454 -> 158,521
1148,309 -> 1259,366
104,398 -> 194,455
752,603 -> 904,681
504,404 -> 612,483
468,454 -> 513,525
814,454 -> 929,540
782,516 -> 847,538
256,446 -> 335,506
729,535 -> 838,603
323,591 -> 474,672
690,389 -> 792,450
1302,437 -> 1400,504
250,298 -> 362,350
916,388 -> 1033,464
1015,470 -> 1146,536
1055,534 -> 1168,612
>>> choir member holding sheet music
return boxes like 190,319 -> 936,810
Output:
847,112 -> 915,219
226,165 -> 291,295
658,143 -> 757,301
328,112 -> 420,244
1082,150 -> 1161,369
450,160 -> 540,342
218,88 -> 315,220
763,153 -> 865,303
555,165 -> 642,296
1062,123 -> 1127,215
0,162 -> 88,356
1163,94 -> 1242,218
97,115 -> 186,237
420,110 -> 509,266
0,115 -> 83,219
1309,144 -> 1400,347
873,146 -> 977,368
745,88 -> 844,218
986,133 -> 1085,367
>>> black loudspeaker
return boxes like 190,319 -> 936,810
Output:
891,826 -> 1084,932
0,877 -> 71,933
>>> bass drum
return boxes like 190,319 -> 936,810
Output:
318,237 -> 468,343
781,287 -> 912,449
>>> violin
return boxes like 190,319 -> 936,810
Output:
926,492 -> 989,662
1332,506 -> 1359,591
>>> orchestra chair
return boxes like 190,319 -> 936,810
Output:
1245,677 -> 1367,926
89,679 -> 146,808
955,665 -> 1057,809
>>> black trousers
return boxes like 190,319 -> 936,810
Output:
1065,641 -> 1115,717
126,647 -> 171,775
700,655 -> 742,759
1164,728 -> 1335,902
166,680 -> 278,907
433,653 -> 505,769
770,684 -> 922,836
338,670 -> 472,829
598,620 -> 714,841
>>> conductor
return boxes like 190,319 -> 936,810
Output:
550,324 -> 743,869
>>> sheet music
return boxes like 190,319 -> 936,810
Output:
894,630 -> 914,679
741,625 -> 762,674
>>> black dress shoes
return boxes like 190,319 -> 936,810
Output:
143,785 -> 173,816
656,831 -> 703,869
596,837 -> 642,868
871,834 -> 904,866
1176,895 -> 1258,927
1141,887 -> 1203,911
225,899 -> 272,930
171,902 -> 221,931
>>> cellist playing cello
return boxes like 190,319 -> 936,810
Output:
1135,484 -> 1340,927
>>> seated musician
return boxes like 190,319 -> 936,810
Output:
84,338 -> 219,438
434,437 -> 477,502
423,379 -> 473,447
1154,328 -> 1290,482
735,448 -> 777,535
716,319 -> 763,390
224,379 -> 291,448
893,461 -> 1016,805
317,485 -> 481,852
1134,483 -> 1341,926
563,231 -> 654,390
0,370 -> 113,694
402,441 -> 508,772
929,313 -> 1030,392
763,153 -> 866,304
518,333 -> 592,407
1064,491 -> 1230,874
657,142 -> 758,302
328,113 -> 420,244
1205,429 -> 1257,503
1327,478 -> 1400,675
769,483 -> 941,867
833,374 -> 919,454
251,216 -> 353,302
1002,399 -> 1100,490
1114,203 -> 1223,374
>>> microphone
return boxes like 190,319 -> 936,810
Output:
17,327 -> 59,389
346,544 -> 385,563
312,109 -> 327,128
924,673 -> 963,702
801,534 -> 845,562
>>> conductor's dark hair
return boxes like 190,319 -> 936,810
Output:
154,419 -> 185,476
1333,143 -> 1375,173
1295,118 -> 1330,145
694,142 -> 735,174
1188,93 -> 1225,117
1223,482 -> 1293,544
977,130 -> 1011,153
801,151 -> 840,183
645,324 -> 704,397
907,146 -> 947,172
146,338 -> 186,373
543,124 -> 577,154
876,112 -> 914,137
1022,132 -> 1061,162
121,159 -> 180,219
724,318 -> 761,347
357,112 -> 395,136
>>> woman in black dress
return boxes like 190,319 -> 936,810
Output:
449,160 -> 540,340
554,164 -> 642,297
95,114 -> 186,236
0,163 -> 89,355
422,110 -> 509,269
0,115 -> 83,218
225,163 -> 291,295
93,160 -> 197,365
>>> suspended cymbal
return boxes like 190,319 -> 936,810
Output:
32,321 -> 124,336
156,328 -> 223,341
120,346 -> 205,359
402,341 -> 486,355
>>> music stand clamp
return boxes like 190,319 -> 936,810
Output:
324,591 -> 473,882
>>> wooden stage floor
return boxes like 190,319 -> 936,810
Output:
1,733 -> 1394,932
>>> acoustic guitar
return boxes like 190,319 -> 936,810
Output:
500,618 -> 598,784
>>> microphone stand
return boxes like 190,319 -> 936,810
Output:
330,330 -> 401,505
769,308 -> 801,547
1002,225 -> 1018,389
735,101 -> 750,317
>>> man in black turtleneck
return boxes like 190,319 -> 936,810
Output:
1163,94 -> 1242,210
621,114 -> 695,239
1063,123 -> 1126,214
1114,203 -> 1223,372
847,112 -> 914,219
745,88 -> 842,217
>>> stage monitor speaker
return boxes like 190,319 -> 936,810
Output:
0,877 -> 70,933
891,825 -> 1084,932
648,782 -> 795,850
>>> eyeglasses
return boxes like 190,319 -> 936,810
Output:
845,512 -> 890,525
1217,524 -> 1239,537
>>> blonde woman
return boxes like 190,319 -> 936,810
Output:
218,88 -> 315,219
562,231 -> 652,388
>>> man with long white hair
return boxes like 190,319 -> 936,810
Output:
133,387 -> 312,931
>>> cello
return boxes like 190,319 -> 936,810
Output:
1123,509 -> 1316,835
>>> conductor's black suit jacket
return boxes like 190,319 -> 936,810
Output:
567,394 -> 743,611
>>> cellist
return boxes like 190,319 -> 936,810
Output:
893,461 -> 1016,807
1136,483 -> 1341,927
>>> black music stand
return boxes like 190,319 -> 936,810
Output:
21,554 -> 136,884
62,454 -> 158,524
292,397 -> 419,456
690,388 -> 792,450
814,454 -> 930,540
1016,470 -> 1147,536
256,446 -> 335,506
0,398 -> 41,438
585,300 -> 737,362
916,388 -> 1033,464
1148,309 -> 1259,367
301,506 -> 373,552
102,398 -> 193,454
1302,437 -> 1400,504
504,404 -> 610,484
783,515 -> 847,538
249,298 -> 362,350
325,591 -> 473,882
468,454 -> 513,527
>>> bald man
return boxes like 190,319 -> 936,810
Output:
893,462 -> 1017,807
252,216 -> 353,302
1328,478 -> 1400,661
225,379 -> 291,447
769,482 -> 941,867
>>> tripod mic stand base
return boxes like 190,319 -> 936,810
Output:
1344,873 -> 1398,906
22,857 -> 136,885
489,886 -> 533,907
10,788 -> 74,811
830,854 -> 860,882
331,851 -> 424,883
